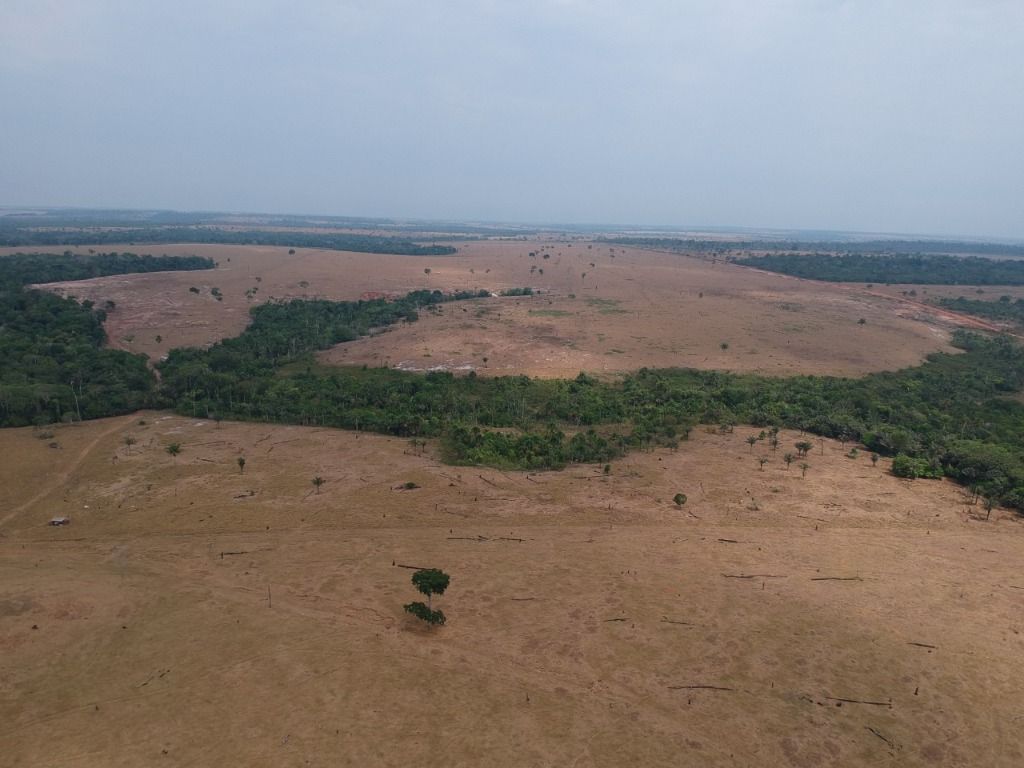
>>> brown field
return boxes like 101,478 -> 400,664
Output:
2,414 -> 1022,767
2,240 -> 988,376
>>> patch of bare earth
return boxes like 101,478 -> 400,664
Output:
2,415 -> 1022,767
5,240 -> 973,375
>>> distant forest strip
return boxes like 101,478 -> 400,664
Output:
602,236 -> 1024,258
1,251 -> 215,285
731,253 -> 1024,285
935,296 -> 1024,328
3,252 -> 1023,513
0,226 -> 457,256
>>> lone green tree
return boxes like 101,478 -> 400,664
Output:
746,435 -> 758,452
312,476 -> 325,494
795,441 -> 813,457
404,568 -> 450,625
783,452 -> 795,470
237,456 -> 246,474
800,462 -> 810,478
673,492 -> 687,507
166,443 -> 181,462
124,435 -> 137,455
758,456 -> 769,471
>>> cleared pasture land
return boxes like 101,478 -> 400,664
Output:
1,414 -> 1022,767
5,240 -> 970,376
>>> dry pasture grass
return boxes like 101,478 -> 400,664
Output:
2,414 -> 1022,767
2,240 -> 974,376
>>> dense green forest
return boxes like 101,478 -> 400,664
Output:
4,251 -> 1023,513
732,253 -> 1024,285
603,237 -> 1024,258
0,226 -> 457,256
0,252 -> 213,426
158,287 -> 1024,511
936,295 -> 1024,329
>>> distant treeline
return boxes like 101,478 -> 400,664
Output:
732,253 -> 1024,285
1,209 -> 538,238
603,237 -> 1024,258
0,226 -> 457,256
936,295 -> 1024,328
0,251 -> 214,285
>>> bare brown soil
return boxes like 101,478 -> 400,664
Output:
3,240 -> 979,375
2,415 -> 1022,767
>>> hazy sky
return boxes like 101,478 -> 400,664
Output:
2,1 -> 1022,238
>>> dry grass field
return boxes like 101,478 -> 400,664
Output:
3,238 -> 1024,767
2,414 -> 1023,767
3,240 -> 986,376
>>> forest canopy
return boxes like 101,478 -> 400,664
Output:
731,253 -> 1024,285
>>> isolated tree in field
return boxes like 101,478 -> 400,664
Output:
237,456 -> 246,474
312,476 -> 325,494
123,435 -> 137,455
800,462 -> 810,478
870,453 -> 879,467
783,452 -> 795,470
673,492 -> 687,507
424,268 -> 431,276
770,436 -> 779,452
795,441 -> 813,457
746,435 -> 758,452
166,443 -> 181,462
404,568 -> 450,625
758,456 -> 769,471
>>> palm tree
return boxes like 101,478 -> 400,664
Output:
800,462 -> 810,478
795,441 -> 813,457
783,453 -> 795,470
237,456 -> 246,474
746,435 -> 758,452
123,436 -> 137,455
312,476 -> 325,494
758,456 -> 769,471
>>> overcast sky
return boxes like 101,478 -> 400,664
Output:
2,1 -> 1022,238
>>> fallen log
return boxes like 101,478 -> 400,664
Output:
824,696 -> 891,707
722,574 -> 785,579
811,576 -> 863,582
668,685 -> 734,691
